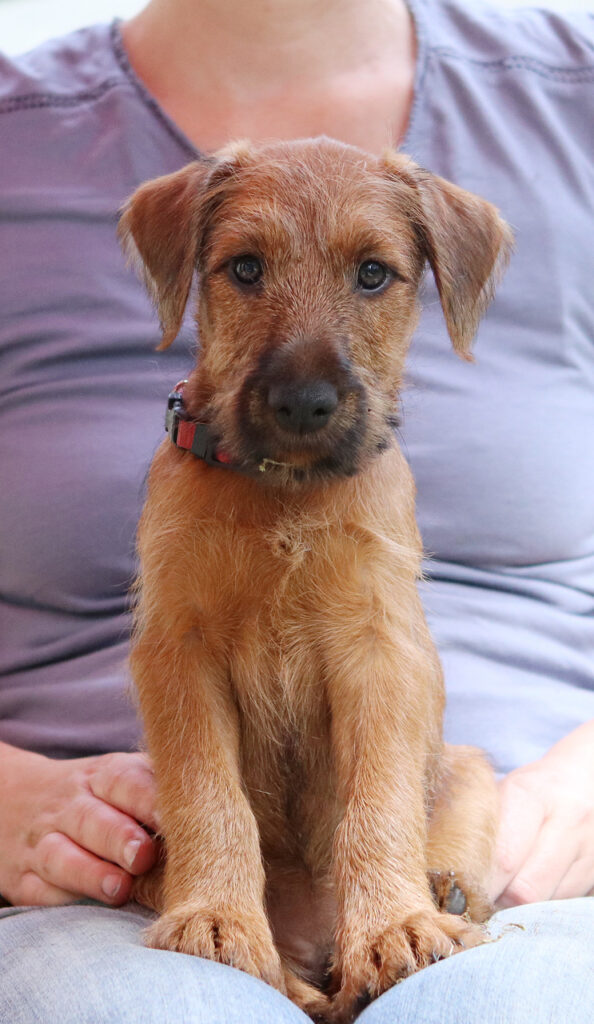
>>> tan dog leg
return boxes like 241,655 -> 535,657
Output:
427,743 -> 499,923
325,649 -> 484,1023
131,629 -> 284,991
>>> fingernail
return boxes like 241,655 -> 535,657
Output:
102,874 -> 122,901
123,838 -> 142,869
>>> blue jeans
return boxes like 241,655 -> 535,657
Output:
1,899 -> 593,1023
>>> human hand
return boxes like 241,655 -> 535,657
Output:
489,720 -> 594,907
0,744 -> 159,907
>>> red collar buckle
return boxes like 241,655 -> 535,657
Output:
165,381 -> 231,467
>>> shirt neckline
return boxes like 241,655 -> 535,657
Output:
109,2 -> 428,161
110,18 -> 202,161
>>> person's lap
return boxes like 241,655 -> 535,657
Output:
1,898 -> 593,1024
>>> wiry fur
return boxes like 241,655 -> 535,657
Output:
120,138 -> 511,1023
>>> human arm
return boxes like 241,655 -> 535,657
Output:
0,742 -> 159,906
489,719 -> 594,907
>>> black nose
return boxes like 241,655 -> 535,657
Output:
267,380 -> 339,434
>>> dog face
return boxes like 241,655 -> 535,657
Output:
120,138 -> 512,484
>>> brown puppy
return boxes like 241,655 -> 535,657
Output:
119,138 -> 512,1023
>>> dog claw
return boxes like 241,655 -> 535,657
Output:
331,909 -> 486,1020
146,903 -> 284,990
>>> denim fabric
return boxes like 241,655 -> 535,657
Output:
1,899 -> 592,1023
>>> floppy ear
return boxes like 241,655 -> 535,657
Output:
382,152 -> 514,360
118,146 -> 249,349
118,162 -> 209,349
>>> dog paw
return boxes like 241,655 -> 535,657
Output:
429,869 -> 493,923
329,910 -> 486,1023
145,903 -> 285,990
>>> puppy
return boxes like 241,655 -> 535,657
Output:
119,137 -> 512,1023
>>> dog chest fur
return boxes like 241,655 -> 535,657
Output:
134,438 -> 441,848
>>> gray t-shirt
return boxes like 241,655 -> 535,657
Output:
0,1 -> 593,772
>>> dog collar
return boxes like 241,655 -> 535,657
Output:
165,381 -> 289,474
165,381 -> 234,467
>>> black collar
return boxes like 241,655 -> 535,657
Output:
165,381 -> 235,467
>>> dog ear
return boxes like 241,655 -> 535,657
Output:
118,162 -> 208,349
382,152 -> 513,360
118,150 -> 248,349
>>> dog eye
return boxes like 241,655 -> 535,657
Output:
356,260 -> 390,292
231,255 -> 263,286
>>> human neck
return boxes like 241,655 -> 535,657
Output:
122,0 -> 416,153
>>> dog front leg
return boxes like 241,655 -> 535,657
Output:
131,628 -> 284,990
325,643 -> 483,1022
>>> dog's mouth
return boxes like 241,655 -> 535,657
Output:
213,377 -> 397,485
173,395 -> 396,485
238,375 -> 359,476
182,346 -> 399,484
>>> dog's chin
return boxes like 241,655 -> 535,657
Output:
223,418 -> 394,487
